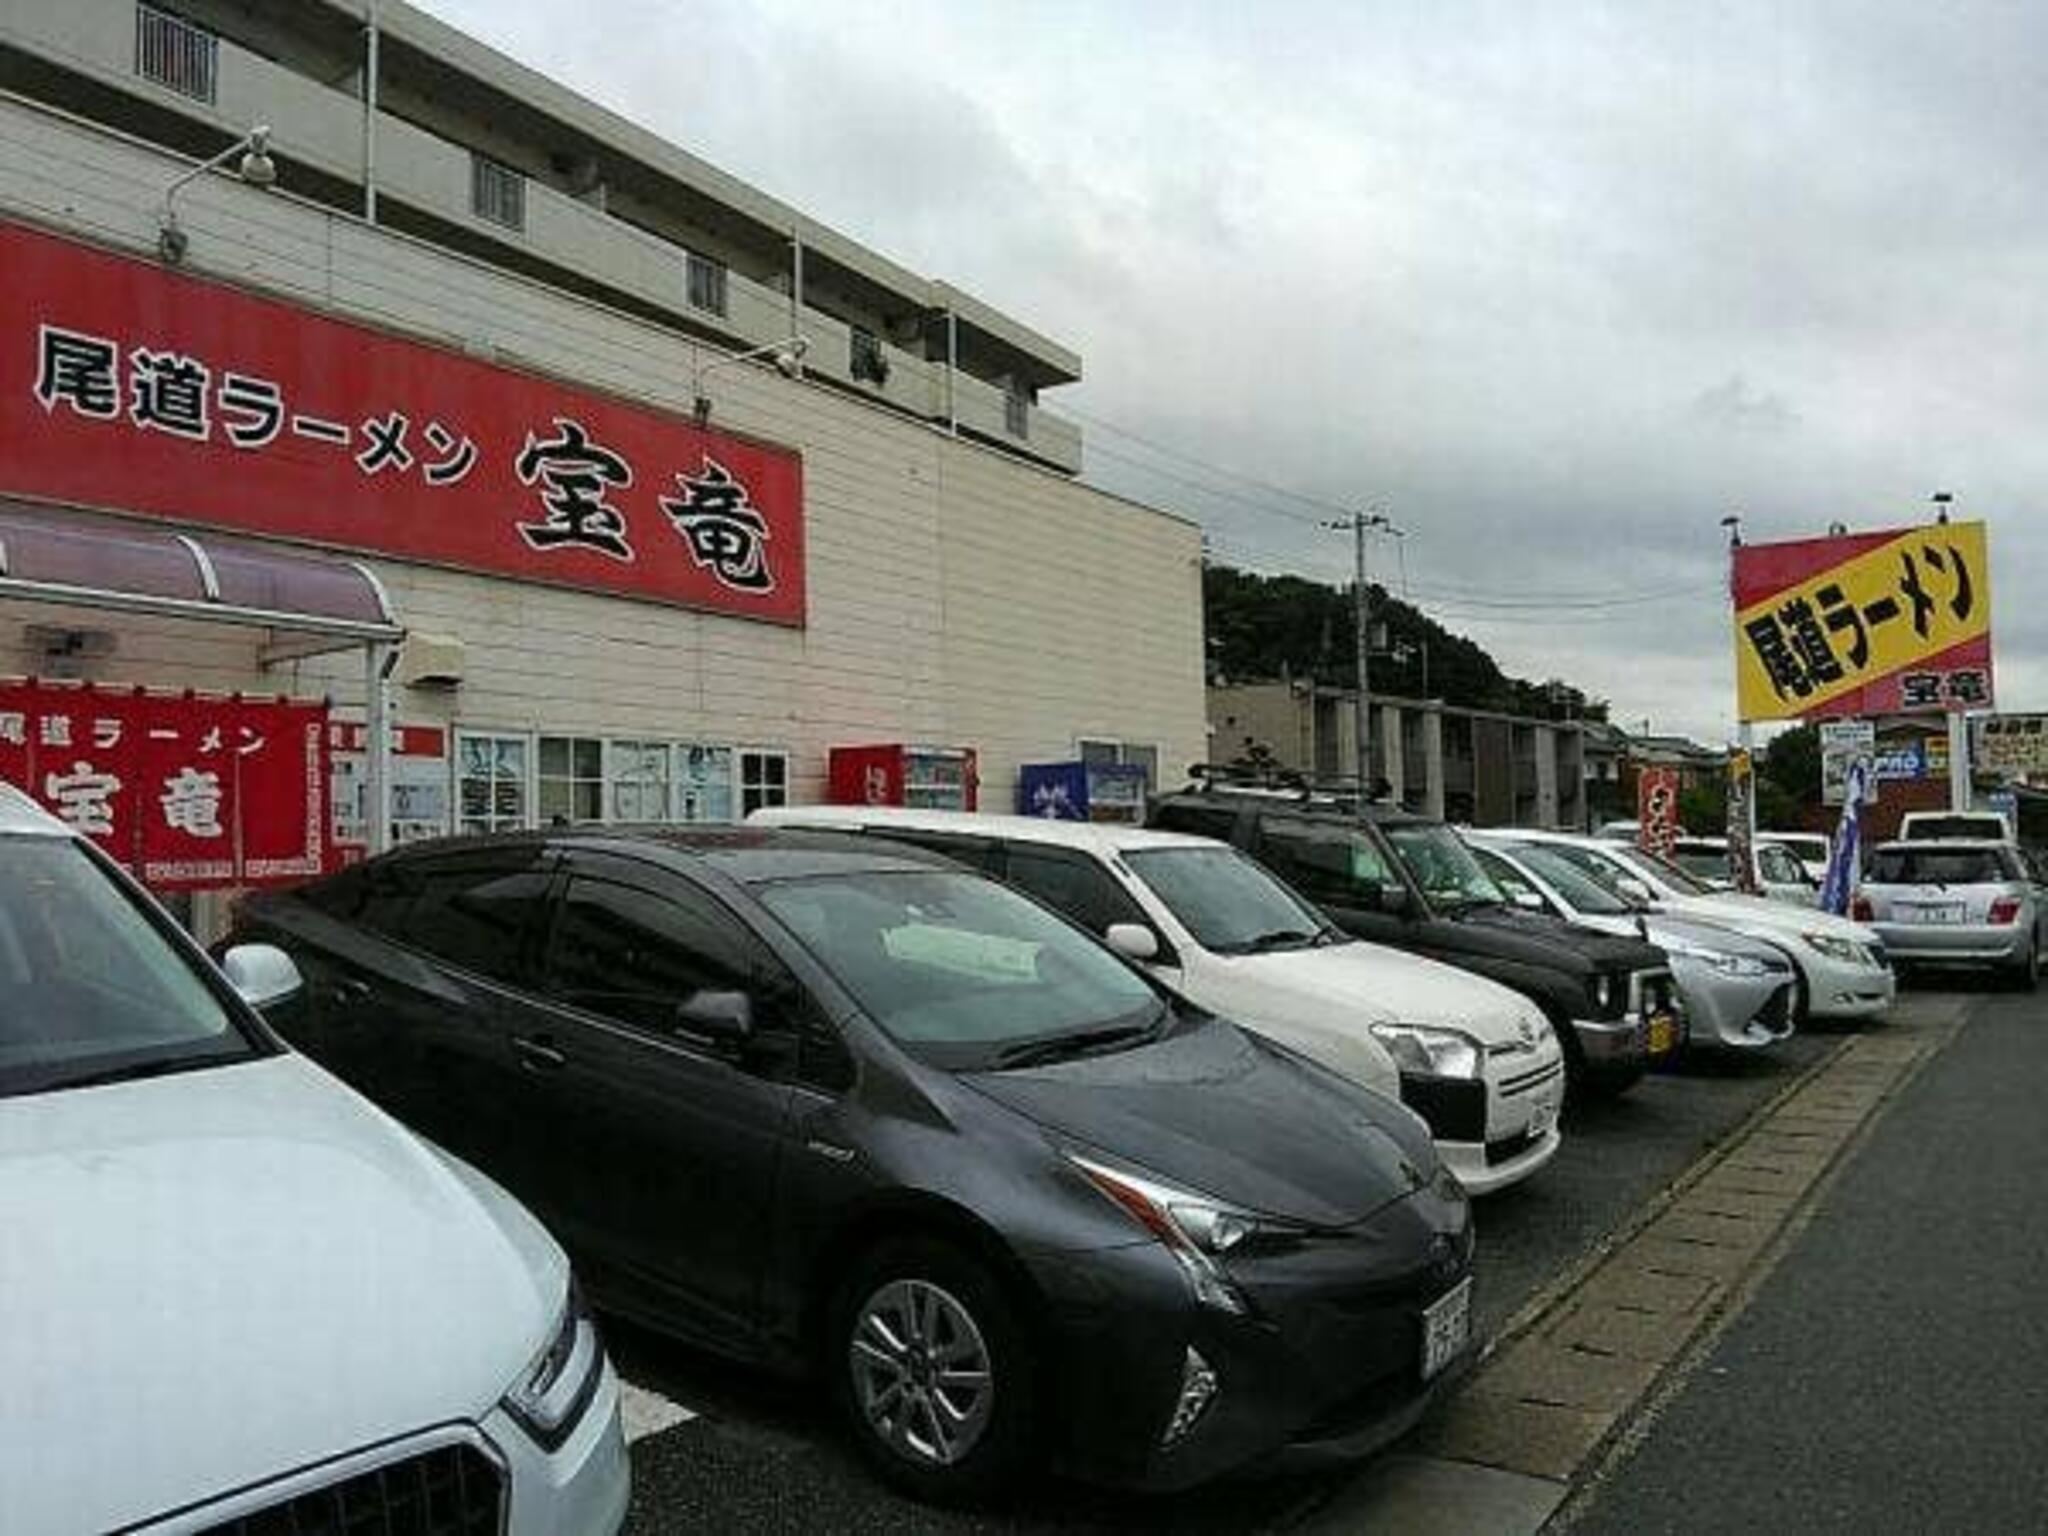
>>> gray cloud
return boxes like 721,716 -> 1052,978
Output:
420,0 -> 2046,743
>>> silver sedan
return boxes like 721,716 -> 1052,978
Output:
1469,837 -> 1799,1051
1857,840 -> 2045,988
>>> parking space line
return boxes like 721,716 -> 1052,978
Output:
618,1380 -> 699,1443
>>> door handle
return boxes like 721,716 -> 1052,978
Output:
330,978 -> 372,1008
511,1034 -> 569,1072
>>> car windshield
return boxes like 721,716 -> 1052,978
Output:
1867,846 -> 2018,886
1903,815 -> 2007,841
1382,822 -> 1506,911
1511,843 -> 1639,915
1610,844 -> 1716,896
1671,845 -> 1732,881
755,868 -> 1167,1070
0,837 -> 256,1097
1120,845 -> 1342,955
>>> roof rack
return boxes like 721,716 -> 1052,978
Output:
1181,763 -> 1396,807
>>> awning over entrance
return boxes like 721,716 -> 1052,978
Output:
0,498 -> 405,852
0,499 -> 400,643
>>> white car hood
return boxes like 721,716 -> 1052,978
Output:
1188,938 -> 1545,1094
0,1054 -> 564,1535
1667,892 -> 1879,947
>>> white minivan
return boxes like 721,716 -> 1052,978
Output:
752,806 -> 1567,1195
0,784 -> 629,1536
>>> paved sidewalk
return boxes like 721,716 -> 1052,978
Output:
1561,985 -> 2047,1533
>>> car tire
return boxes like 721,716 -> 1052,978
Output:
2010,941 -> 2040,993
830,1237 -> 1040,1504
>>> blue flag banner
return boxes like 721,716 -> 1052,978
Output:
1820,758 -> 1872,915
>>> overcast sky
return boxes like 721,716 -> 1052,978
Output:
422,0 -> 2045,742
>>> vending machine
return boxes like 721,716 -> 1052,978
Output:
827,744 -> 979,810
1017,760 -> 1148,822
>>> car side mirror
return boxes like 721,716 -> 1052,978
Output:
220,943 -> 303,1010
1105,922 -> 1160,962
674,989 -> 754,1043
1378,882 -> 1415,917
1616,876 -> 1653,905
1512,890 -> 1545,911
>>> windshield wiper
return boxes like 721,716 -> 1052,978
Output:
994,1015 -> 1163,1070
31,1050 -> 236,1096
1231,928 -> 1323,954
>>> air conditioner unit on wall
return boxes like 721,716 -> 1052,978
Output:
23,625 -> 116,680
397,633 -> 466,690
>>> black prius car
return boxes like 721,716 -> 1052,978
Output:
229,827 -> 1473,1500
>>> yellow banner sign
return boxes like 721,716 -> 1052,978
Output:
1734,521 -> 1990,721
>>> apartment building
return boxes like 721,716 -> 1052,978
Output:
0,0 -> 1205,924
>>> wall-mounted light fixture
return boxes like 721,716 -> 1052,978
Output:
691,335 -> 808,426
158,124 -> 276,264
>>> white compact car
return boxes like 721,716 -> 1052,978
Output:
753,805 -> 1566,1196
0,784 -> 628,1536
1493,830 -> 1893,1022
1470,836 -> 1799,1052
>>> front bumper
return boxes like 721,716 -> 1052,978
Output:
1569,967 -> 1684,1082
487,1360 -> 630,1536
1026,1179 -> 1474,1492
1873,921 -> 2029,968
1798,949 -> 1896,1018
1399,1037 -> 1567,1196
1673,957 -> 1797,1051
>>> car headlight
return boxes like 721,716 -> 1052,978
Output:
1370,1022 -> 1484,1079
502,1282 -> 605,1450
1663,937 -> 1771,977
1070,1155 -> 1302,1313
1802,932 -> 1872,967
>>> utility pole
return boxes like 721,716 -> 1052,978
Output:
1325,510 -> 1398,792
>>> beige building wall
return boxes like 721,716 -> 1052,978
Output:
0,97 -> 1205,813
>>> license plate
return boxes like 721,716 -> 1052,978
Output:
1902,903 -> 1966,925
1647,1011 -> 1679,1057
1421,1276 -> 1472,1381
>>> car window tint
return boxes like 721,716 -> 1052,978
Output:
1001,845 -> 1147,934
1867,847 -> 2009,885
295,864 -> 369,920
547,875 -> 756,1033
1258,816 -> 1393,906
402,853 -> 553,983
1147,802 -> 1241,842
1759,845 -> 1803,882
870,830 -> 1001,875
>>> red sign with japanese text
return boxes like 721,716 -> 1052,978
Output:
0,679 -> 330,890
1731,522 -> 1991,721
1636,765 -> 1681,859
0,220 -> 805,625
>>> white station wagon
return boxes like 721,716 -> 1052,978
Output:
0,783 -> 629,1536
753,805 -> 1567,1196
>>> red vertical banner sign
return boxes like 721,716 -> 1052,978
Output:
1636,765 -> 1681,859
0,679 -> 331,889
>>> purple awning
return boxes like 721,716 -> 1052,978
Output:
0,500 -> 400,641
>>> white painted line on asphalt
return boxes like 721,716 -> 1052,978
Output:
619,1380 -> 699,1443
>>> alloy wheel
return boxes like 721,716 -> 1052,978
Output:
848,1278 -> 995,1467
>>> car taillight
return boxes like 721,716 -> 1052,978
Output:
1989,896 -> 2022,925
1850,895 -> 1873,922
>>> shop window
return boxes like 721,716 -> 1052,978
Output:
686,251 -> 728,317
850,326 -> 889,385
538,736 -> 605,824
136,3 -> 217,103
471,154 -> 526,231
609,740 -> 671,823
457,732 -> 529,834
1078,738 -> 1160,787
740,750 -> 789,816
676,744 -> 736,822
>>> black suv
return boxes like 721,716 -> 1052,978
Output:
1149,785 -> 1678,1093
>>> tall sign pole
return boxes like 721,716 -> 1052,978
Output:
1723,514 -> 1758,890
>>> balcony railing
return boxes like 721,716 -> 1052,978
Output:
134,2 -> 215,104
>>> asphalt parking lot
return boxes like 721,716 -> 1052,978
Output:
606,1023 -> 1844,1535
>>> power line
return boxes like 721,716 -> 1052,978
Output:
1066,402 -> 1361,523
